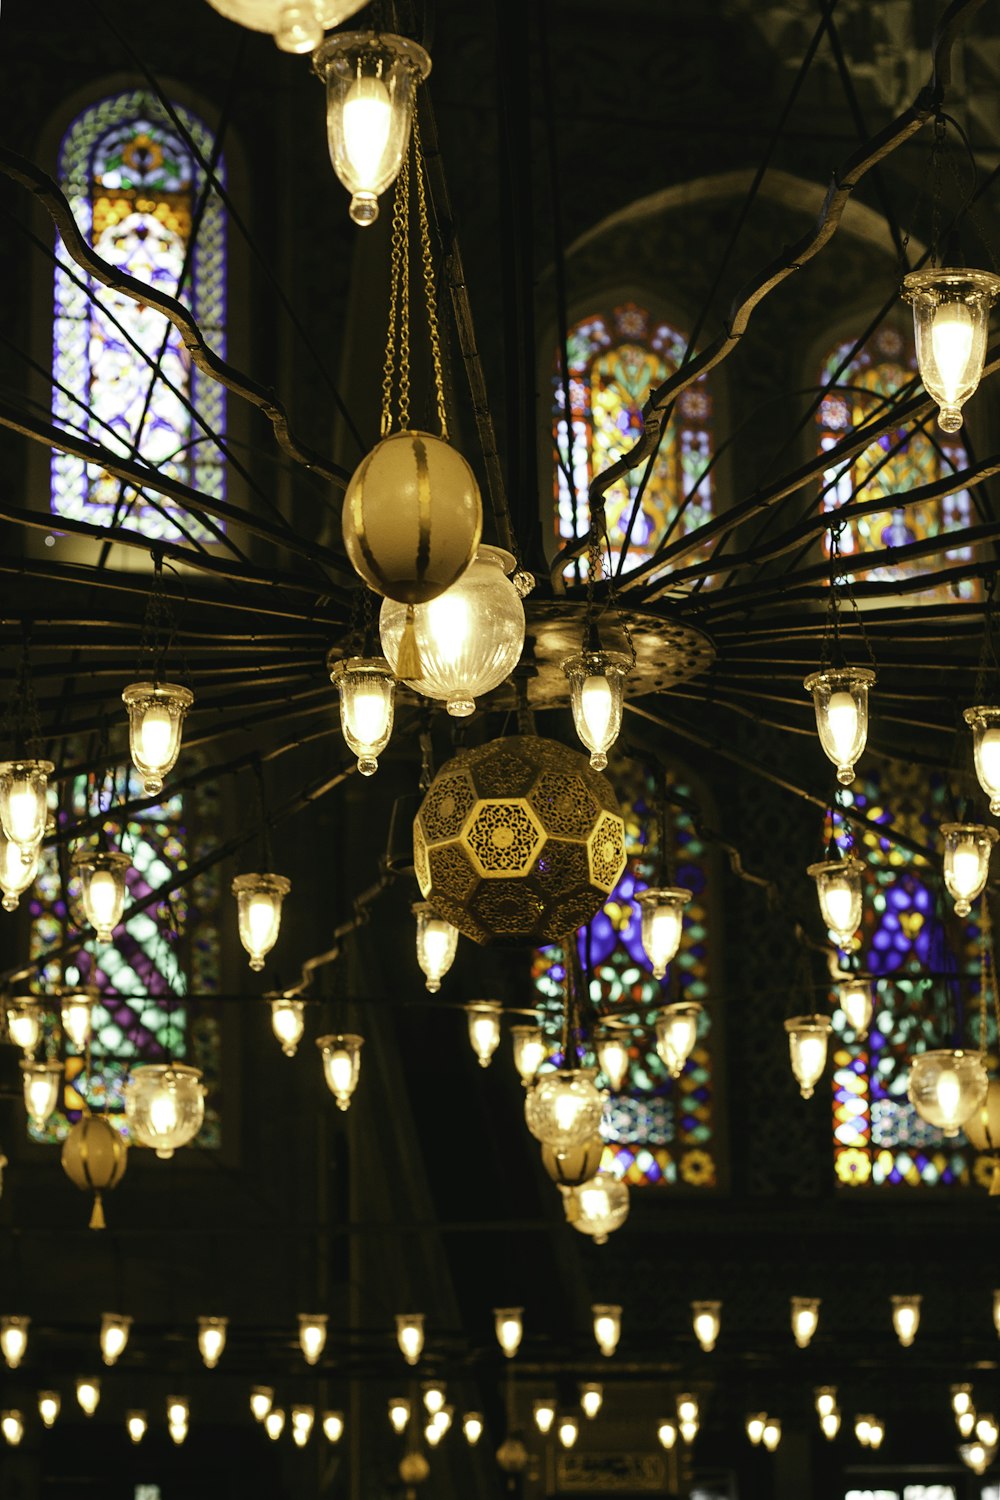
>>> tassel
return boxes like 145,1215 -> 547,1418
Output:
990,1160 -> 1000,1198
395,604 -> 424,681
89,1191 -> 106,1230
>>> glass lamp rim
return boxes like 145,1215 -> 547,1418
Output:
941,821 -> 999,843
315,1033 -> 364,1052
803,666 -> 876,692
311,28 -> 432,80
908,1047 -> 985,1071
637,885 -> 693,907
126,1061 -> 204,1085
121,681 -> 194,710
902,266 -> 1000,300
327,653 -> 393,684
0,759 -> 54,777
783,1014 -> 833,1035
562,649 -> 632,681
806,857 -> 864,879
231,872 -> 291,897
964,704 -> 1000,725
71,848 -> 131,873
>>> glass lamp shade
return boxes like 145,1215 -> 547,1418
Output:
525,1068 -> 605,1157
264,1407 -> 285,1441
76,1377 -> 100,1416
803,667 -> 875,785
388,1397 -> 410,1433
494,1308 -> 524,1358
557,1414 -> 580,1449
960,1439 -> 995,1475
299,1314 -> 328,1366
580,1383 -> 603,1420
21,1059 -> 63,1129
902,267 -> 1000,431
6,998 -> 41,1055
562,1170 -> 629,1244
0,1317 -> 28,1369
890,1294 -> 922,1347
820,1408 -> 841,1440
959,1410 -> 978,1438
784,1015 -> 832,1100
965,706 -> 1000,813
657,1418 -> 678,1450
907,1048 -> 987,1137
746,1413 -> 766,1445
431,1405 -> 453,1438
511,1024 -> 548,1082
121,682 -> 193,796
677,1392 -> 699,1426
563,650 -> 631,770
396,1314 -> 424,1366
466,1001 -> 502,1068
231,873 -> 291,971
534,1399 -> 556,1434
422,1382 -> 446,1415
169,1420 -> 188,1446
166,1396 -> 188,1430
329,655 -> 395,776
953,1384 -> 975,1417
815,1387 -> 838,1419
0,1411 -> 24,1447
807,858 -> 864,949
994,1288 -> 1000,1336
637,887 -> 691,978
100,1313 -> 131,1366
594,1028 -> 631,1092
270,996 -> 305,1057
425,1421 -> 443,1447
198,1316 -> 228,1369
592,1304 -> 622,1358
978,1414 -> 1000,1447
0,759 -> 53,855
0,828 -> 39,911
313,31 -> 431,225
205,0 -> 367,53
413,902 -> 458,993
60,987 -> 98,1052
380,546 -> 525,717
790,1296 -> 820,1348
38,1392 -> 60,1428
317,1033 -> 364,1111
839,976 -> 874,1039
654,1001 -> 702,1078
126,1410 -> 148,1443
941,822 -> 997,917
250,1386 -> 274,1422
124,1063 -> 206,1158
462,1412 -> 484,1445
322,1410 -> 345,1443
867,1417 -> 885,1450
692,1300 -> 721,1352
73,849 -> 130,942
762,1418 -> 782,1452
291,1405 -> 314,1446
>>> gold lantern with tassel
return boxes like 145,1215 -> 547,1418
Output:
61,1114 -> 127,1229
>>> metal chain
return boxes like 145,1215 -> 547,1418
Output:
397,145 -> 412,432
412,114 -> 449,441
381,160 -> 407,438
979,895 -> 991,1056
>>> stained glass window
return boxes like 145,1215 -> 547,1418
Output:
817,324 -> 976,604
28,768 -> 221,1147
532,762 -> 714,1189
553,303 -> 714,581
51,90 -> 227,542
830,762 -> 993,1189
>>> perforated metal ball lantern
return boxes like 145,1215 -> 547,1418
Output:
412,735 -> 627,946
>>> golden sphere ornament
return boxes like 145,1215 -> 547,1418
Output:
61,1115 -> 128,1230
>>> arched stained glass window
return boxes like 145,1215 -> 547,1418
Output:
532,762 -> 714,1189
553,303 -> 714,581
51,90 -> 227,542
817,324 -> 976,604
829,762 -> 993,1189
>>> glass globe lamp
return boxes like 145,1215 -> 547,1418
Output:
422,1382 -> 446,1415
839,976 -> 873,1039
38,1392 -> 60,1428
232,872 -> 291,972
656,1418 -> 677,1450
265,1407 -> 285,1441
592,1303 -> 621,1358
890,1294 -> 921,1347
299,1314 -> 327,1366
126,1410 -> 147,1443
0,1317 -> 28,1369
313,31 -> 431,226
121,682 -> 193,795
902,267 -> 1000,431
562,1170 -> 629,1244
322,1410 -> 345,1443
380,546 -> 525,717
803,667 -> 875,784
76,1377 -> 100,1416
594,1028 -> 630,1091
959,1409 -> 977,1438
73,849 -> 131,942
815,1387 -> 837,1419
329,655 -> 395,776
746,1413 -> 766,1446
511,1024 -> 548,1082
462,1412 -> 483,1445
953,1384 -> 975,1418
61,987 -> 98,1052
0,759 -> 53,856
100,1312 -> 131,1366
654,1001 -> 702,1078
580,1383 -> 602,1420
466,1001 -> 502,1068
960,1439 -> 995,1475
0,1411 -> 23,1447
124,1063 -> 206,1158
562,649 -> 631,770
524,1068 -> 605,1158
784,1015 -> 832,1100
807,857 -> 864,948
941,822 -> 997,917
0,828 -> 39,911
692,1300 -> 721,1352
494,1308 -> 523,1358
413,901 -> 458,993
6,997 -> 41,1055
198,1316 -> 228,1369
534,1398 -> 556,1434
396,1314 -> 424,1366
762,1417 -> 782,1452
820,1408 -> 841,1440
557,1413 -> 580,1449
790,1296 -> 820,1348
966,706 -> 1000,813
637,887 -> 691,978
388,1397 -> 410,1433
907,1049 -> 987,1136
250,1386 -> 274,1422
21,1059 -> 63,1129
317,1033 -> 363,1111
270,996 -> 305,1057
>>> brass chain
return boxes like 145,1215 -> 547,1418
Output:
397,143 -> 411,430
380,156 -> 407,437
412,113 -> 448,440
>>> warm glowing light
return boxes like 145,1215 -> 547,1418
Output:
198,1316 -> 227,1369
100,1313 -> 131,1366
592,1304 -> 621,1358
961,1439 -> 994,1474
839,976 -> 873,1039
0,832 -> 39,911
270,996 -> 305,1058
265,1407 -> 285,1441
6,999 -> 41,1055
317,1033 -> 364,1111
804,667 -> 875,784
784,1016 -> 832,1099
557,1413 -> 580,1449
422,1382 -> 446,1416
657,1417 -> 677,1450
76,1377 -> 100,1416
126,1410 -> 147,1444
0,1318 -> 28,1370
431,1405 -> 453,1437
563,650 -> 630,770
329,655 -> 396,776
790,1296 -> 820,1348
21,1060 -> 62,1130
413,902 -> 458,993
966,707 -> 1000,814
511,1024 -> 548,1082
762,1417 -> 782,1452
233,873 -> 291,972
637,887 -> 691,979
494,1307 -> 523,1359
462,1411 -> 483,1445
396,1314 -> 425,1366
534,1398 -> 556,1434
299,1314 -> 328,1366
525,1068 -> 605,1158
959,1410 -> 977,1438
388,1397 -> 410,1434
654,1002 -> 702,1078
691,1301 -> 721,1353
60,988 -> 96,1051
677,1393 -> 699,1425
291,1405 -> 314,1446
808,857 -> 864,948
74,850 -> 130,942
820,1408 -> 841,1440
250,1386 -> 274,1422
0,1411 -> 24,1446
908,1049 -> 987,1137
167,1396 -> 189,1429
122,683 -> 193,795
978,1413 -> 1000,1447
322,1410 -> 345,1443
467,1002 -> 502,1068
902,268 -> 1000,431
891,1294 -> 921,1347
580,1383 -> 603,1420
868,1416 -> 885,1450
124,1063 -> 205,1158
0,760 -> 52,854
942,823 -> 996,917
342,73 -> 393,198
563,1165 -> 628,1244
38,1392 -> 60,1428
595,1029 -> 630,1091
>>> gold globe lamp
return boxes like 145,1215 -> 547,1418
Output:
902,267 -> 1000,431
329,655 -> 395,776
563,650 -> 631,770
466,1001 -> 502,1068
655,1001 -> 702,1078
60,986 -> 98,1052
494,1308 -> 523,1359
807,856 -> 864,948
396,1314 -> 424,1366
126,1410 -> 148,1444
380,546 -> 525,718
61,1115 -> 127,1229
6,998 -> 42,1055
637,887 -> 691,978
0,1318 -> 28,1369
121,682 -> 193,796
73,849 -> 131,942
692,1300 -> 721,1352
541,1134 -> 605,1188
232,872 -> 291,972
317,1033 -> 363,1111
941,823 -> 997,917
890,1294 -> 922,1347
591,1303 -> 621,1358
907,1049 -> 987,1137
21,1058 -> 63,1130
413,902 -> 458,993
299,1314 -> 327,1366
100,1312 -> 132,1366
322,1410 -> 345,1443
511,1024 -> 548,1083
965,706 -> 1000,813
839,975 -> 874,1039
0,829 -> 39,911
562,1170 -> 629,1244
0,1411 -> 24,1447
198,1316 -> 228,1369
594,1028 -> 630,1092
124,1063 -> 205,1158
269,995 -> 305,1057
790,1296 -> 821,1348
204,0 -> 366,52
803,667 -> 875,785
525,1068 -> 605,1158
0,758 -> 53,857
784,1016 -> 832,1100
38,1392 -> 60,1429
580,1383 -> 602,1420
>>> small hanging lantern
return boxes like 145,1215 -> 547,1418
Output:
959,1409 -> 978,1438
75,1377 -> 101,1416
942,822 -> 997,917
60,986 -> 98,1052
867,1416 -> 885,1450
691,1301 -> 721,1353
890,1293 -> 922,1347
126,1410 -> 148,1444
0,1411 -> 24,1447
746,1413 -> 766,1446
784,1015 -> 833,1099
121,682 -> 193,797
594,1028 -> 631,1092
807,856 -> 864,949
21,1058 -> 63,1130
511,1024 -> 548,1083
637,887 -> 691,978
591,1303 -> 622,1358
657,1418 -> 678,1450
815,1387 -> 838,1418
0,1317 -> 29,1369
803,667 -> 875,785
978,1414 -> 1000,1447
902,267 -> 1000,431
269,995 -> 305,1057
250,1387 -> 274,1422
961,1439 -> 995,1475
388,1397 -> 410,1434
329,655 -> 396,776
839,975 -> 874,1039
100,1312 -> 132,1366
264,1407 -> 286,1441
395,1313 -> 424,1366
557,1414 -> 580,1450
908,1048 -> 987,1136
73,849 -> 131,943
534,1399 -> 556,1434
953,1385 -> 975,1419
317,1033 -> 364,1111
6,998 -> 42,1055
563,650 -> 631,770
291,1405 -> 315,1447
820,1408 -> 841,1440
654,1001 -> 702,1078
0,759 -> 53,857
493,1308 -> 524,1359
762,1418 -> 782,1452
966,705 -> 1000,813
525,1068 -> 605,1158
413,902 -> 458,993
422,1382 -> 446,1415
466,1001 -> 502,1068
0,829 -> 39,912
61,1114 -> 127,1229
298,1313 -> 328,1366
541,1134 -> 605,1189
462,1412 -> 483,1445
124,1063 -> 206,1158
167,1398 -> 189,1446
562,1171 -> 629,1244
790,1296 -> 821,1348
232,873 -> 291,972
38,1392 -> 60,1429
198,1316 -> 228,1369
677,1393 -> 699,1443
580,1384 -> 602,1420
322,1410 -> 345,1443
204,0 -> 367,55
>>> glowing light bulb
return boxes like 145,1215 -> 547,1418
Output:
463,1412 -> 483,1445
139,704 -> 173,770
762,1417 -> 782,1452
815,1387 -> 837,1419
958,1409 -> 977,1437
265,1407 -> 285,1441
494,1308 -> 523,1358
982,729 -> 1000,797
580,1383 -> 602,1420
826,691 -> 859,762
534,1399 -> 556,1434
414,903 -> 458,993
270,997 -> 305,1057
318,1034 -> 363,1111
596,1031 -> 630,1091
249,895 -> 278,952
692,1301 -> 721,1352
322,1410 -> 345,1443
343,74 -> 393,190
932,301 -> 975,404
396,1314 -> 424,1366
511,1025 -> 547,1082
21,1061 -> 62,1129
953,1384 -> 974,1418
1,1411 -> 24,1446
820,1408 -> 841,1440
291,1405 -> 314,1446
250,1386 -> 274,1422
149,1087 -> 179,1137
299,1314 -> 327,1366
891,1294 -> 921,1347
657,1418 -> 677,1449
126,1410 -> 147,1444
198,1317 -> 227,1369
746,1413 -> 766,1445
840,978 -> 873,1038
936,1068 -> 963,1125
91,868 -> 121,929
638,889 -> 691,979
592,1304 -> 621,1358
100,1313 -> 131,1366
0,1318 -> 28,1369
38,1392 -> 60,1428
558,1413 -> 579,1449
166,1396 -> 188,1429
581,676 -> 613,744
388,1398 -> 410,1434
7,782 -> 42,844
423,1384 -> 446,1416
790,1297 -> 820,1348
7,1001 -> 41,1054
554,1091 -> 584,1133
824,878 -> 854,932
467,1002 -> 502,1068
76,1377 -> 100,1416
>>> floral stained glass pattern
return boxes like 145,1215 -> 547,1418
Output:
829,762 -> 992,1189
553,303 -> 713,582
51,91 -> 226,542
532,763 -> 714,1189
817,324 -> 976,604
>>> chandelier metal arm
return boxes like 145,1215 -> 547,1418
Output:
700,562 -> 993,618
280,868 -> 397,1000
0,145 -> 352,491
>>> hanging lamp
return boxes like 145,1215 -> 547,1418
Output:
941,822 -> 997,917
561,1169 -> 629,1244
205,1 -> 367,53
298,1314 -> 328,1366
591,1304 -> 621,1358
73,848 -> 131,942
0,759 -> 53,859
594,1027 -> 631,1091
808,854 -> 864,949
122,683 -> 193,797
563,648 -> 631,771
902,267 -> 1000,431
803,667 -> 875,786
395,1313 -> 424,1366
198,1316 -> 228,1369
269,995 -> 305,1057
317,1033 -> 364,1110
125,1063 -> 206,1158
908,1049 -> 987,1136
510,1023 -> 548,1083
0,827 -> 39,912
890,1294 -> 922,1347
6,998 -> 42,1056
637,887 -> 691,979
785,1015 -> 833,1099
232,872 -> 291,972
839,974 -> 874,1039
493,1308 -> 523,1359
691,1301 -> 721,1353
965,706 -> 1000,813
61,1114 -> 127,1229
790,1296 -> 821,1348
60,986 -> 98,1052
329,652 -> 396,776
413,902 -> 458,993
37,1392 -> 59,1429
580,1384 -> 603,1420
654,1001 -> 702,1078
99,1313 -> 132,1366
21,1058 -> 62,1130
0,1318 -> 28,1369
466,1001 -> 502,1068
525,1068 -> 605,1159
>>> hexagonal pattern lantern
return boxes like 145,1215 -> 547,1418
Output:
413,736 -> 626,946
